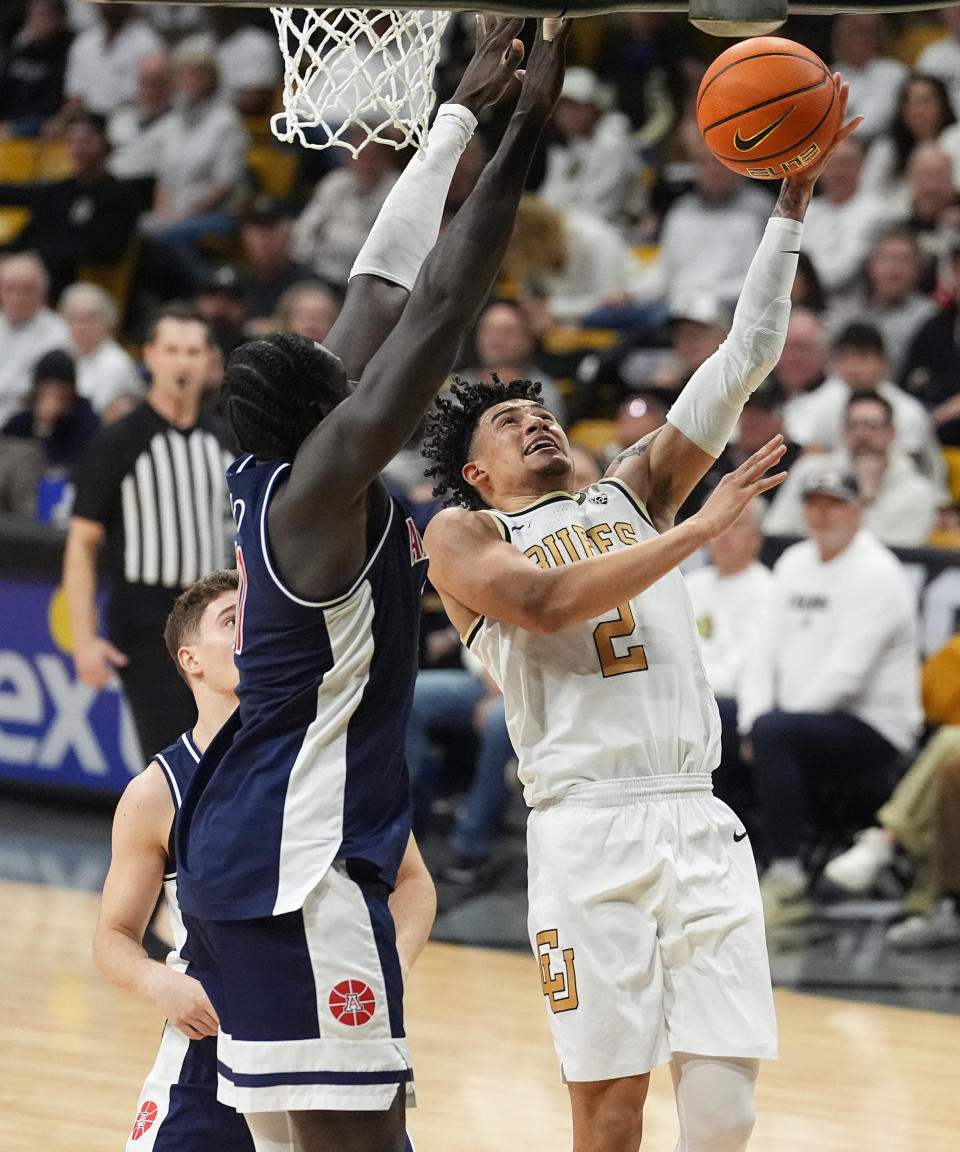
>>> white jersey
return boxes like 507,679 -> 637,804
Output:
466,478 -> 721,806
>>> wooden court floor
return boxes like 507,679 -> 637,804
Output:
2,878 -> 958,1151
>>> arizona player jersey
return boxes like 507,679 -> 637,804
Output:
176,456 -> 428,920
153,731 -> 202,974
466,477 -> 721,806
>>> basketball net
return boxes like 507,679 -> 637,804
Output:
270,7 -> 453,155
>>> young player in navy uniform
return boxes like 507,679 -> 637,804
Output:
420,85 -> 860,1152
173,19 -> 571,1152
95,570 -> 436,1152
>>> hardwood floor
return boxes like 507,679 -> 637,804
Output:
2,879 -> 958,1151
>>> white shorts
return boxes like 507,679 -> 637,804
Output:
527,774 -> 778,1083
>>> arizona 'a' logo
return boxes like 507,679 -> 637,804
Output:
130,1100 -> 158,1140
407,517 -> 427,565
329,979 -> 376,1026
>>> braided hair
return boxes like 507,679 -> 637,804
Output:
421,375 -> 544,509
222,332 -> 348,460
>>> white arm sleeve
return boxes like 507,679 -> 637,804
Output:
667,216 -> 803,458
348,103 -> 478,291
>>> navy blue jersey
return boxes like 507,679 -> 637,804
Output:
177,456 -> 428,920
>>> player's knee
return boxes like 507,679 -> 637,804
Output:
681,1086 -> 755,1152
577,1092 -> 645,1152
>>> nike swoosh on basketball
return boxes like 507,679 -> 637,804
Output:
733,106 -> 795,152
733,829 -> 748,842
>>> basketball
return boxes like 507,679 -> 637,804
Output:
697,36 -> 841,180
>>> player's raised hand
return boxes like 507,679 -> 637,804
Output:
784,74 -> 863,190
693,435 -> 787,539
450,16 -> 526,114
515,17 -> 571,120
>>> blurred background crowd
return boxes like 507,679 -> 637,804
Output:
2,0 -> 960,949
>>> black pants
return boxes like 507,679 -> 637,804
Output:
750,709 -> 902,862
109,587 -> 196,762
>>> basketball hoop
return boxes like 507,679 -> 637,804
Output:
270,8 -> 452,156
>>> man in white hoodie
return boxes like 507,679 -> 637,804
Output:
740,460 -> 922,926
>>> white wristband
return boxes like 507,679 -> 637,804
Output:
349,103 -> 478,291
667,216 -> 803,458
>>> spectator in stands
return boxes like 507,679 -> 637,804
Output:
63,304 -> 233,760
765,390 -> 940,546
607,389 -> 669,466
801,136 -> 895,299
860,74 -> 960,207
0,110 -> 141,300
0,348 -> 97,518
405,655 -> 514,893
179,9 -> 282,118
106,51 -> 173,185
271,280 -> 340,343
60,281 -> 144,418
538,66 -> 641,231
826,632 -> 960,948
193,263 -> 248,357
797,320 -> 946,488
774,307 -> 830,445
648,132 -> 769,308
686,499 -> 774,819
740,461 -> 922,927
291,127 -> 400,292
0,252 -> 70,426
830,13 -> 906,141
902,141 -> 960,286
56,3 -> 162,123
459,300 -> 564,422
504,194 -> 642,328
0,0 -> 73,138
139,46 -> 249,293
915,4 -> 960,119
791,250 -> 827,314
900,236 -> 960,445
661,289 -> 728,389
831,224 -> 938,380
237,194 -> 316,335
593,12 -> 687,146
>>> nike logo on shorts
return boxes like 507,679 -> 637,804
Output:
733,829 -> 748,843
733,106 -> 795,152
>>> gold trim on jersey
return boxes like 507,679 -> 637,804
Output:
463,615 -> 485,649
600,476 -> 655,529
481,509 -> 510,541
498,490 -> 587,518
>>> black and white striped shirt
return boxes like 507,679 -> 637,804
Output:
73,402 -> 233,589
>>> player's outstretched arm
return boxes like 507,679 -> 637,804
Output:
297,21 -> 569,504
324,16 -> 527,382
389,834 -> 436,983
427,437 -> 786,636
93,766 -> 219,1040
611,77 -> 862,530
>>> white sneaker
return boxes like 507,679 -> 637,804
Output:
824,826 -> 894,893
886,900 -> 960,950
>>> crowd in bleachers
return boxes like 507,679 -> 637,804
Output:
2,1 -> 959,946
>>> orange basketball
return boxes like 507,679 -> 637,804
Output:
697,36 -> 841,180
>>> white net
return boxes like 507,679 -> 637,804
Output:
270,7 -> 453,155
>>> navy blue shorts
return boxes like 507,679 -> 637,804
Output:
183,862 -> 412,1113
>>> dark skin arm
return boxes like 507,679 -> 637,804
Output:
609,77 -> 863,533
269,19 -> 571,602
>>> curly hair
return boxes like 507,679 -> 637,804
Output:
421,375 -> 544,509
222,332 -> 348,461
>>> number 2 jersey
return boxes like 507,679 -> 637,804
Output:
465,477 -> 721,806
176,456 -> 428,920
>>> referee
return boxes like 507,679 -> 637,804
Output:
63,304 -> 233,760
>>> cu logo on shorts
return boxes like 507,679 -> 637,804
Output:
130,1100 -> 158,1140
329,979 -> 377,1026
536,929 -> 579,1014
